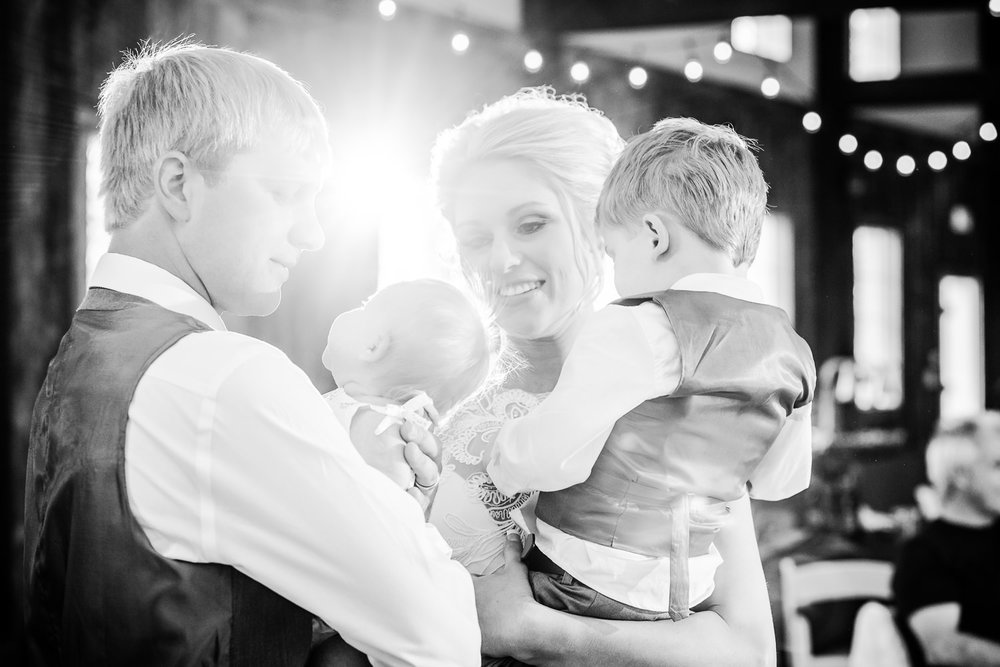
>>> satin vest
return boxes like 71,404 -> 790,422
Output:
535,289 -> 816,559
23,288 -> 311,666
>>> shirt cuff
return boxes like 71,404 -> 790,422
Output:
323,388 -> 363,432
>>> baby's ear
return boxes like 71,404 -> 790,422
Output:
359,332 -> 391,363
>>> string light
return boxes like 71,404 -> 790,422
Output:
980,122 -> 997,142
523,49 -> 543,73
377,0 -> 396,20
761,76 -> 780,99
713,41 -> 733,64
628,66 -> 648,89
451,32 -> 470,53
896,155 -> 916,176
684,59 -> 703,82
928,151 -> 948,171
400,12 -> 998,180
839,134 -> 859,154
570,61 -> 590,84
802,112 -> 822,133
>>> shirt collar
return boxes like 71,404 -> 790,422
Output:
89,253 -> 228,331
669,273 -> 766,305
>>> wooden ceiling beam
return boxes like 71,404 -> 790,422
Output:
844,72 -> 987,105
523,0 -> 985,32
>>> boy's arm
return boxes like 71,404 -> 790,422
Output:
487,303 -> 681,495
747,402 -> 813,500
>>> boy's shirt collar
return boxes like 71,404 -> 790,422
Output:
669,272 -> 766,305
88,252 -> 228,331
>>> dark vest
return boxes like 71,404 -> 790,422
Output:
535,289 -> 816,558
23,288 -> 311,666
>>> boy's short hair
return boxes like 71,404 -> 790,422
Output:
375,280 -> 496,415
596,117 -> 768,267
98,39 -> 329,230
925,411 -> 1000,497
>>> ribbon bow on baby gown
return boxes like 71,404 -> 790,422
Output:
370,391 -> 441,435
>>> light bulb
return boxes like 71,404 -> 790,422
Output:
863,150 -> 883,170
761,76 -> 780,98
523,49 -> 543,73
451,32 -> 470,54
570,61 -> 590,83
839,134 -> 858,154
628,66 -> 648,89
684,59 -> 703,82
802,112 -> 822,133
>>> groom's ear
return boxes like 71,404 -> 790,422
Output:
642,213 -> 671,260
359,332 -> 391,363
154,150 -> 200,222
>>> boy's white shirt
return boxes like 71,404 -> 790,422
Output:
91,253 -> 480,667
488,272 -> 813,611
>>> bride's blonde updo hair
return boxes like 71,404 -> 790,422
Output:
430,86 -> 624,308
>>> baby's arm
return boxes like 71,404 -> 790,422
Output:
488,302 -> 681,495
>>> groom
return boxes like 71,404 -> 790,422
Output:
23,41 -> 479,666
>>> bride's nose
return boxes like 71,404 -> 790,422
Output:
490,239 -> 522,274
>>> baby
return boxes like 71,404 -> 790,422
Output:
323,279 -> 494,448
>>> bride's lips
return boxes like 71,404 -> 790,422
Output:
497,280 -> 545,298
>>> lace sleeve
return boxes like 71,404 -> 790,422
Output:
429,388 -> 541,575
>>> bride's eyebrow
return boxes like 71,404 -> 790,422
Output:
507,201 -> 551,216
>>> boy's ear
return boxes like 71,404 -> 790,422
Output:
359,332 -> 391,363
154,150 -> 198,222
642,213 -> 671,259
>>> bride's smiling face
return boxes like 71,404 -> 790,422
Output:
451,159 -> 588,340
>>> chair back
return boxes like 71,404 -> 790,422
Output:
779,557 -> 894,667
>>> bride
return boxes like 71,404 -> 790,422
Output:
428,87 -> 777,666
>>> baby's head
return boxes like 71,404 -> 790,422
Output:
323,279 -> 493,416
596,117 -> 768,294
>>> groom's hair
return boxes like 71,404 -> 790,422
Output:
597,117 -> 768,268
97,37 -> 329,230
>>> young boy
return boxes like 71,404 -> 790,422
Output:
489,117 -> 816,622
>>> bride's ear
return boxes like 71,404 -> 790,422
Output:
642,213 -> 670,259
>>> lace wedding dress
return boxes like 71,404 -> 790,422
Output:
429,387 -> 543,575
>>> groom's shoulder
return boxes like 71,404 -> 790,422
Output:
149,329 -> 300,395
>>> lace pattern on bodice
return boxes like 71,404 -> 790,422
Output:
433,387 -> 543,574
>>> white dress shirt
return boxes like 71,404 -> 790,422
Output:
92,253 -> 480,667
488,273 -> 813,611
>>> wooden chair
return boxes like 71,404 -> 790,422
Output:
848,601 -> 911,667
779,557 -> 894,667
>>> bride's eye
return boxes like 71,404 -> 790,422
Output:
517,216 -> 548,235
457,233 -> 491,251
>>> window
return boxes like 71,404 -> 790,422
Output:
852,226 -> 903,410
747,212 -> 795,321
85,133 -> 111,286
939,275 -> 984,420
731,15 -> 793,63
849,8 -> 901,82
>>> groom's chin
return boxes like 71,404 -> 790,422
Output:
228,290 -> 283,318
